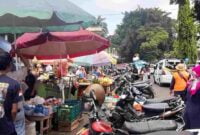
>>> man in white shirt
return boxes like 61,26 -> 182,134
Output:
45,64 -> 53,72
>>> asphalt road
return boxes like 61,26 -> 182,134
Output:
152,80 -> 171,98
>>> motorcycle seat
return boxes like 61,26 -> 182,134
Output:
145,131 -> 193,135
145,97 -> 176,104
132,81 -> 149,85
124,120 -> 177,134
143,103 -> 171,112
134,84 -> 148,88
145,131 -> 178,135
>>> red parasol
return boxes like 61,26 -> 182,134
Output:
15,30 -> 110,59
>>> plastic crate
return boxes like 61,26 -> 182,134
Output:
57,100 -> 81,122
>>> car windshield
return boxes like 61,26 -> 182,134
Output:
165,60 -> 181,69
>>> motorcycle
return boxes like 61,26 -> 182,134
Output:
79,90 -> 119,135
114,74 -> 155,99
110,87 -> 185,131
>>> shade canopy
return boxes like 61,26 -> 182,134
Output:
73,51 -> 117,66
0,0 -> 96,33
15,30 -> 110,59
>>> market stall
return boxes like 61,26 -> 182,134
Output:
14,29 -> 110,133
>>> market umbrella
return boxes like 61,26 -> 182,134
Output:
0,0 -> 96,33
73,51 -> 116,66
15,30 -> 109,102
0,36 -> 12,52
15,30 -> 110,59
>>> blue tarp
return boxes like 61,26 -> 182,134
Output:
133,60 -> 148,69
0,36 -> 11,52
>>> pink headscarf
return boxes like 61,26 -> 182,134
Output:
188,65 -> 200,95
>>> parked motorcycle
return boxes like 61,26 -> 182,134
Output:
80,90 -> 127,135
110,87 -> 185,131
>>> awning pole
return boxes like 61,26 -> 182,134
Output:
14,34 -> 19,71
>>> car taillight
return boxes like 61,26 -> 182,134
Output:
162,70 -> 166,75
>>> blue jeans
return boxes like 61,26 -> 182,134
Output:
14,109 -> 25,135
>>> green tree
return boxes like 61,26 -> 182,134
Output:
111,8 -> 175,62
171,0 -> 197,63
170,0 -> 184,5
138,27 -> 169,61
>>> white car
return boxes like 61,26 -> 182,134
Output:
153,59 -> 183,86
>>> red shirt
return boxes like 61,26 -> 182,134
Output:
56,62 -> 68,78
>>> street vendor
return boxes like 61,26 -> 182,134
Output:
76,66 -> 86,79
56,62 -> 68,78
31,64 -> 40,77
92,67 -> 103,77
24,72 -> 37,101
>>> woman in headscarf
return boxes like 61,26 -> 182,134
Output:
184,65 -> 200,129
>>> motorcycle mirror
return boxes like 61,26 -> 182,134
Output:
120,94 -> 127,99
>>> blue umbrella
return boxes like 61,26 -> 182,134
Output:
0,36 -> 11,52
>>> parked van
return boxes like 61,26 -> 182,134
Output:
153,59 -> 182,86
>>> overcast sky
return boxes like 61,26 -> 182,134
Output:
69,0 -> 178,35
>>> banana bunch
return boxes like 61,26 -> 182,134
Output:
92,78 -> 100,84
98,77 -> 113,86
79,78 -> 90,83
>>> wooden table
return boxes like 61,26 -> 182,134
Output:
27,115 -> 52,135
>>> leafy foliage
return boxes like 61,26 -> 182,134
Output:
139,27 -> 169,61
173,0 -> 197,63
111,8 -> 175,62
170,0 -> 185,5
